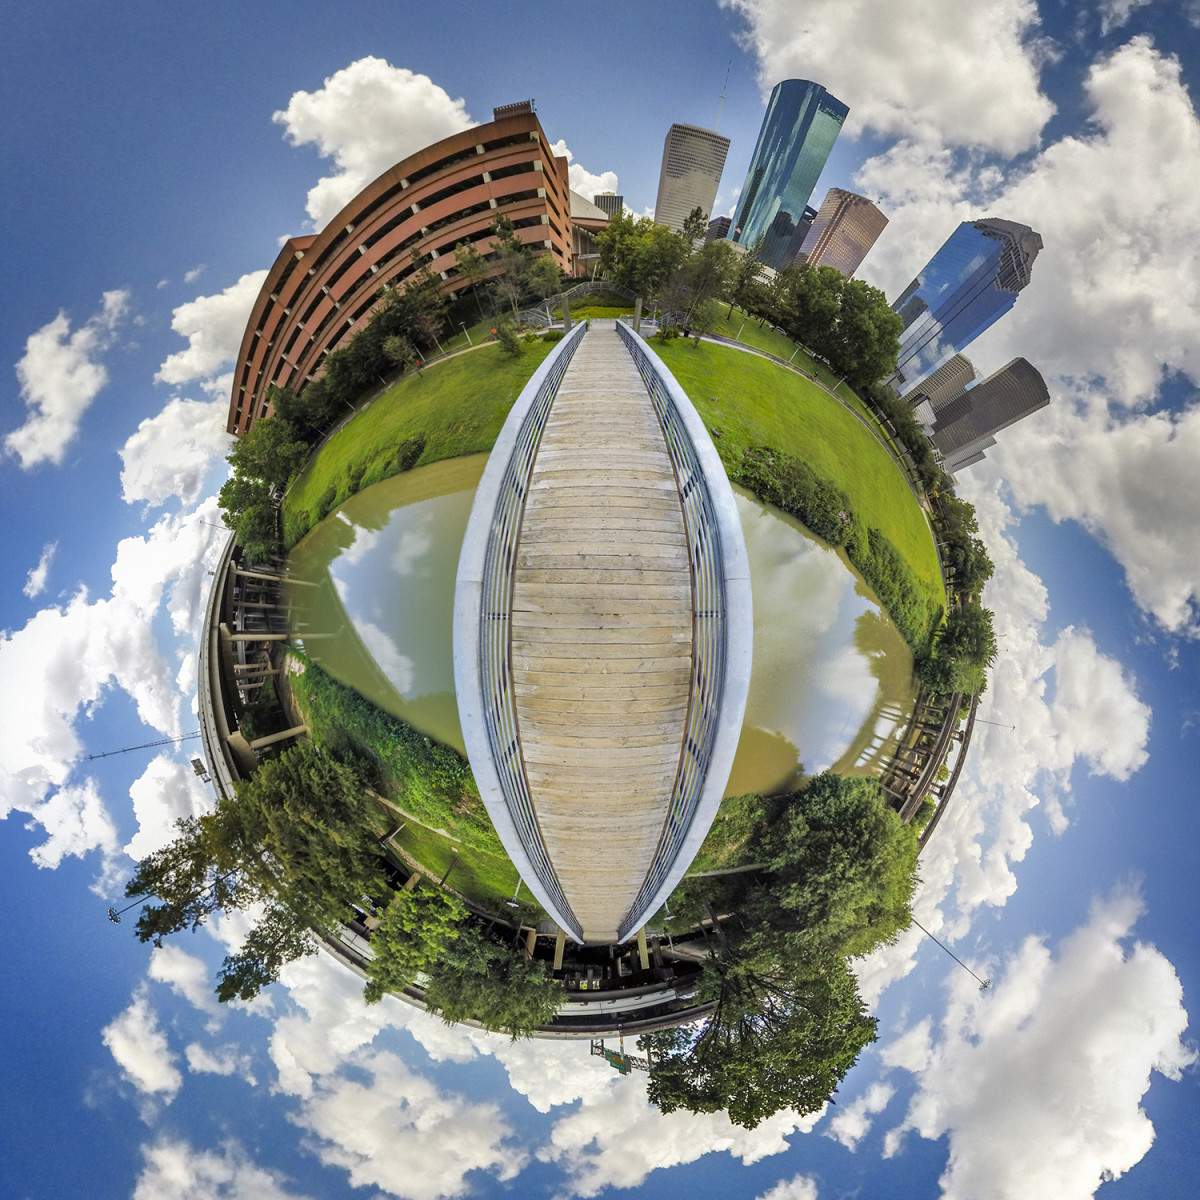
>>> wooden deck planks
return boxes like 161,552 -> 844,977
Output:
510,326 -> 692,942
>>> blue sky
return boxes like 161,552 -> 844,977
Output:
2,2 -> 1199,1198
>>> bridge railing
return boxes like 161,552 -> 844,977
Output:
455,319 -> 589,942
614,320 -> 753,942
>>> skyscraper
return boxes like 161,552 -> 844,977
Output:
797,188 -> 888,276
930,357 -> 1050,473
592,191 -> 624,218
727,79 -> 848,270
653,123 -> 731,233
888,218 -> 1043,395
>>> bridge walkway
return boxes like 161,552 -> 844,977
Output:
510,326 -> 694,943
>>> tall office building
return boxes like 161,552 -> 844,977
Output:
930,357 -> 1050,473
797,188 -> 888,276
727,79 -> 848,270
889,218 -> 1043,396
653,123 -> 731,233
593,191 -> 624,218
706,214 -> 731,241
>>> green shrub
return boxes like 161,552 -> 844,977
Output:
542,329 -> 565,343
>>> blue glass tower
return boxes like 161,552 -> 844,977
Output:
728,79 -> 848,270
889,218 -> 1043,395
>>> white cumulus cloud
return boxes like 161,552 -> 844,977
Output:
120,396 -> 232,507
6,290 -> 129,468
273,58 -> 475,228
723,0 -> 1055,155
885,889 -> 1196,1200
22,541 -> 57,599
156,271 -> 267,386
548,138 -> 620,202
133,1137 -> 312,1200
102,987 -> 182,1101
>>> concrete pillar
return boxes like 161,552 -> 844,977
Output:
633,297 -> 643,335
524,928 -> 537,964
562,296 -> 572,332
636,927 -> 649,971
247,724 -> 307,749
553,928 -> 566,971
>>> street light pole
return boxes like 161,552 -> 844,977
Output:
458,322 -> 472,346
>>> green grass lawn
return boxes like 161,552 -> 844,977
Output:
386,820 -> 536,916
652,338 -> 943,603
283,340 -> 553,546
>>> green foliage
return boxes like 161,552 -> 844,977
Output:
493,320 -> 524,357
232,740 -> 387,916
216,900 -> 316,1003
227,416 -> 310,488
123,739 -> 390,1002
641,955 -> 875,1129
861,381 -> 949,494
733,446 -> 940,653
919,603 -> 997,695
363,885 -> 466,1004
423,923 -> 563,1037
287,661 -> 495,853
772,264 -> 903,388
541,329 -> 565,343
596,211 -> 691,297
751,773 -> 920,961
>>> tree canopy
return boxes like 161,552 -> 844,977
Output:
362,884 -> 466,1004
422,923 -> 563,1037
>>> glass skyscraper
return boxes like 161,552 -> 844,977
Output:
728,79 -> 848,270
889,218 -> 1043,395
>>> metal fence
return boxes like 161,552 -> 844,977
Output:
614,321 -> 728,942
476,319 -> 589,942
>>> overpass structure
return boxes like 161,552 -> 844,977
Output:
455,320 -> 752,944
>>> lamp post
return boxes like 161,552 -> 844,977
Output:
506,878 -> 522,909
458,321 -> 472,347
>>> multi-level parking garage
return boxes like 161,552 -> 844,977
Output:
227,100 -> 573,435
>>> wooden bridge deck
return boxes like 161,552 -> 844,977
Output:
510,327 -> 693,942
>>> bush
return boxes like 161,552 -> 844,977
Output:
494,322 -> 524,357
542,329 -> 565,343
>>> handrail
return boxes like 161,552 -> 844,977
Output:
614,320 -> 753,942
454,320 -> 589,941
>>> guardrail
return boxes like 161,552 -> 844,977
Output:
457,319 -> 589,942
614,320 -> 751,942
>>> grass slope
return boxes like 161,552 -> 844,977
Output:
283,341 -> 553,546
653,338 -> 943,606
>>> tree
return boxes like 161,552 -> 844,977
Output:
226,416 -> 309,489
233,741 -> 387,917
489,214 -> 533,319
680,205 -> 708,245
919,603 -> 997,695
363,885 -> 466,1003
525,254 -> 562,304
641,954 -> 875,1128
750,773 -> 920,961
382,333 -> 418,373
423,923 -> 562,1037
216,899 -> 316,1003
596,212 -> 690,298
454,241 -> 490,318
125,810 -> 258,946
730,234 -> 769,316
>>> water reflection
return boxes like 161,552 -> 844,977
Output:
284,456 -> 488,755
285,460 -> 916,797
724,490 -> 916,796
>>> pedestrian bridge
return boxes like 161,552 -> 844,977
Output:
454,320 -> 752,943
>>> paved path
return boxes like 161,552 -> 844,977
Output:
510,328 -> 693,942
